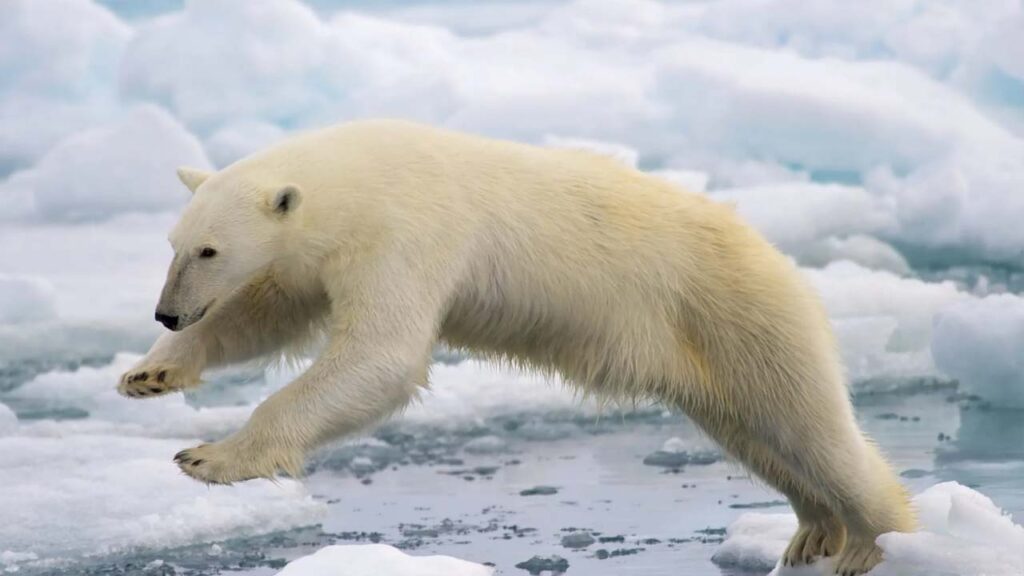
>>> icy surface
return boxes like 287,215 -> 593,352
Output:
0,434 -> 324,563
932,293 -> 1024,407
0,355 -> 1021,575
0,358 -> 323,571
274,544 -> 492,576
713,482 -> 1024,576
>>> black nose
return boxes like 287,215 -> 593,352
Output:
155,312 -> 179,330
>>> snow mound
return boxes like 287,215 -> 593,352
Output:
121,0 -> 332,132
0,274 -> 57,324
0,402 -> 16,436
0,105 -> 210,222
805,261 -> 966,384
712,512 -> 798,572
711,183 -> 904,272
274,544 -> 492,576
649,169 -> 710,193
543,135 -> 640,168
712,482 -> 1024,576
932,293 -> 1024,407
690,0 -> 1024,106
0,0 -> 128,171
205,120 -> 288,167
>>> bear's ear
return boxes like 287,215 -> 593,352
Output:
176,167 -> 213,194
267,184 -> 302,217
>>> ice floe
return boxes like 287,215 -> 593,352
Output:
274,544 -> 492,576
713,481 -> 1024,576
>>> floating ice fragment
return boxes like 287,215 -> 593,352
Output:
274,544 -> 492,576
932,293 -> 1024,408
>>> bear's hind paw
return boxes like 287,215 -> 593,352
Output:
832,537 -> 882,576
174,440 -> 304,485
783,519 -> 845,566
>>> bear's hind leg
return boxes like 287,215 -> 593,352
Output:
709,432 -> 846,567
755,418 -> 913,575
827,440 -> 914,575
686,399 -> 911,575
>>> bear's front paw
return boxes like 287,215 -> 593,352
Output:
174,440 -> 305,485
118,363 -> 197,398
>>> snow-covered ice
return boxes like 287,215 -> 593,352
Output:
274,544 -> 492,576
713,482 -> 1024,576
0,358 -> 323,572
0,433 -> 324,565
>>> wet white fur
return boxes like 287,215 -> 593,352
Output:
122,120 -> 913,574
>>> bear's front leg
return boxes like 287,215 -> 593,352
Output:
174,327 -> 432,484
118,331 -> 206,398
172,256 -> 448,484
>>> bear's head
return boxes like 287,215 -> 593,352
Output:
154,166 -> 303,331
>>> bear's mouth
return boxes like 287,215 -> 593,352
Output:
175,301 -> 213,331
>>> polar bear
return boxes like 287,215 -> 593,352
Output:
119,120 -> 913,574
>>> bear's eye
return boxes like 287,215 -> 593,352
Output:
199,247 -> 218,259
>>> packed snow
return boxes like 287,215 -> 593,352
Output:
712,482 -> 1024,576
274,544 -> 493,576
